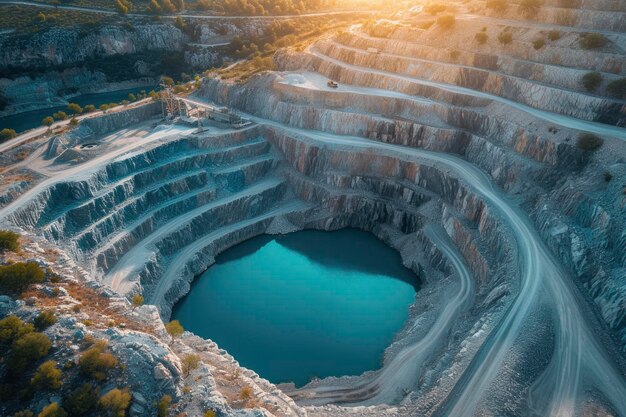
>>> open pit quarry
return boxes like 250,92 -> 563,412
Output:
1,2 -> 626,417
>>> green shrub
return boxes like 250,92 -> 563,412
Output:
576,133 -> 604,151
127,93 -> 137,102
67,103 -> 83,114
0,315 -> 34,345
63,383 -> 99,416
498,31 -> 513,44
181,353 -> 200,376
99,104 -> 109,112
0,128 -> 17,142
0,261 -> 45,294
156,394 -> 171,417
475,32 -> 488,44
69,118 -> 79,127
579,33 -> 608,49
42,117 -> 54,127
0,230 -> 20,252
606,78 -> 626,98
131,294 -> 144,308
31,360 -> 63,390
581,72 -> 602,92
519,0 -> 542,16
9,332 -> 52,374
165,320 -> 184,338
532,38 -> 545,49
52,111 -> 67,121
436,14 -> 455,29
99,388 -> 131,417
547,30 -> 561,41
204,411 -> 216,417
37,403 -> 67,417
84,104 -> 96,113
34,310 -> 57,331
79,341 -> 118,381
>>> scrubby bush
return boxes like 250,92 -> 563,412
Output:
69,118 -> 79,127
13,410 -> 34,417
486,0 -> 506,11
606,78 -> 626,98
67,103 -> 83,114
532,38 -> 545,49
424,2 -> 447,14
131,294 -> 144,308
449,50 -> 460,60
0,261 -> 45,294
34,310 -> 57,331
239,385 -> 252,401
181,353 -> 200,376
0,315 -> 34,345
204,411 -> 216,417
519,0 -> 542,16
165,320 -> 184,338
0,230 -> 20,253
548,30 -> 562,41
127,93 -> 137,102
63,383 -> 99,416
99,104 -> 109,112
436,14 -> 455,29
79,341 -> 118,381
31,360 -> 63,390
581,72 -> 602,92
576,133 -> 603,150
579,33 -> 608,49
52,111 -> 67,121
156,395 -> 171,417
84,104 -> 96,113
42,117 -> 54,127
9,332 -> 51,374
0,128 -> 17,142
475,32 -> 488,44
99,388 -> 131,417
498,31 -> 512,44
38,403 -> 67,417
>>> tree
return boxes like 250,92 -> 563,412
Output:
79,341 -> 118,381
181,353 -> 200,376
99,104 -> 110,112
42,116 -> 54,127
160,0 -> 176,13
0,230 -> 20,252
69,118 -> 79,127
34,310 -> 57,331
115,0 -> 130,14
84,104 -> 96,113
547,30 -> 561,41
99,388 -> 131,417
498,31 -> 513,44
532,38 -> 545,49
63,383 -> 99,416
173,0 -> 184,11
165,320 -> 184,338
581,72 -> 602,92
148,0 -> 161,14
436,14 -> 455,29
160,75 -> 174,86
131,294 -> 144,309
31,360 -> 63,390
475,32 -> 488,44
576,133 -> 603,151
0,261 -> 45,294
13,410 -> 34,417
38,403 -> 67,417
579,33 -> 608,49
0,315 -> 34,345
127,93 -> 137,102
52,111 -> 67,121
606,78 -> 626,98
67,103 -> 83,114
156,395 -> 171,417
9,332 -> 52,374
0,128 -> 17,142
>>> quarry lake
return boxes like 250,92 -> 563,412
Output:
172,228 -> 419,387
0,87 -> 154,133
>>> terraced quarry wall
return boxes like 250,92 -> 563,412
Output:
1,2 -> 625,417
